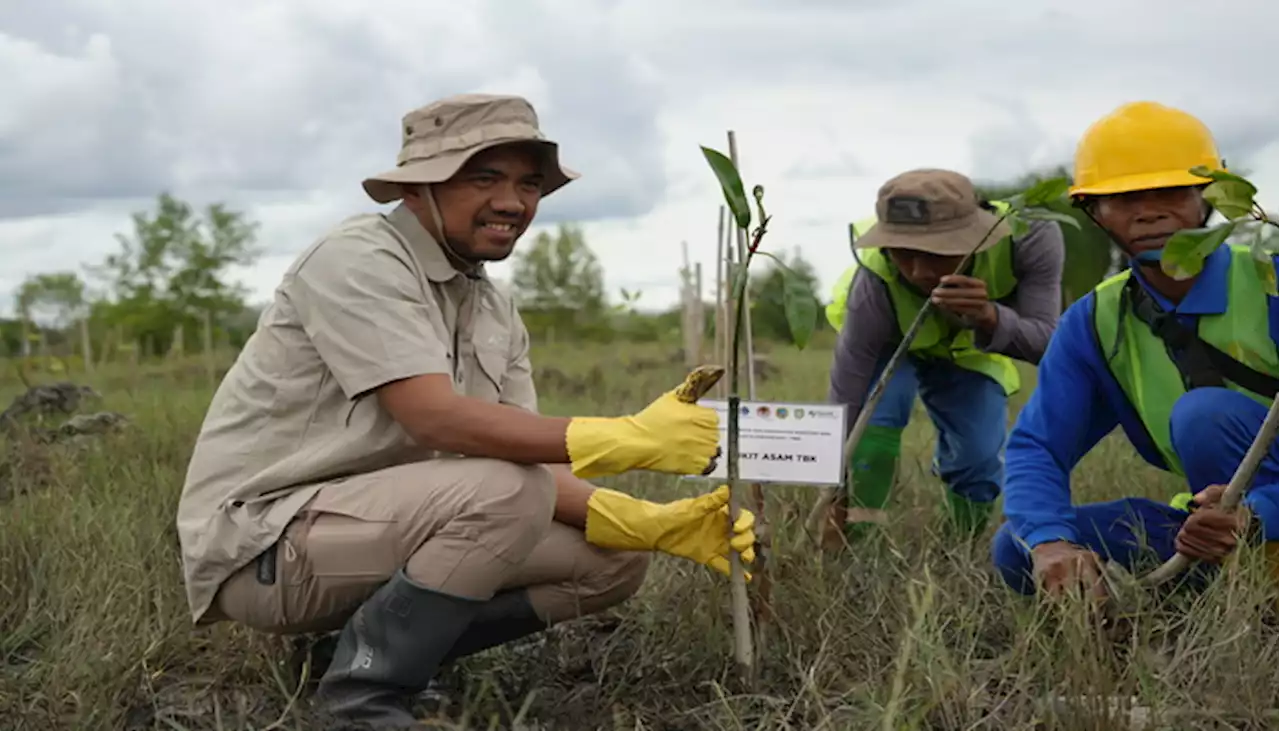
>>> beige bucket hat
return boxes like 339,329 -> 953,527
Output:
854,169 -> 1011,256
362,93 -> 580,204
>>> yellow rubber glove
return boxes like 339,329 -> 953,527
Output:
565,389 -> 721,478
583,485 -> 756,578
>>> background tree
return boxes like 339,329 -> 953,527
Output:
86,192 -> 262,356
15,273 -> 86,329
13,272 -> 88,357
510,223 -> 608,339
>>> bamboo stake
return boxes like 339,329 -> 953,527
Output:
170,322 -> 185,359
693,262 -> 704,364
714,207 -> 727,399
723,130 -> 754,684
202,310 -> 216,388
78,317 -> 94,374
723,208 -> 736,384
727,131 -> 773,629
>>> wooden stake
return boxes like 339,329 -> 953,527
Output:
721,207 -> 736,400
171,323 -> 185,359
727,130 -> 774,639
693,261 -> 704,364
714,207 -> 726,399
681,240 -> 698,369
78,317 -> 93,374
724,129 -> 755,685
202,310 -> 216,388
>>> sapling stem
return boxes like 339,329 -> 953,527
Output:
727,132 -> 774,635
721,130 -> 754,683
725,205 -> 770,683
701,137 -> 809,681
726,290 -> 752,679
1140,397 -> 1278,586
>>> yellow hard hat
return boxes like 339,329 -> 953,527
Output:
1069,101 -> 1225,198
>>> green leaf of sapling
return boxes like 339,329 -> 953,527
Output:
1020,208 -> 1083,230
1021,177 -> 1072,207
1203,179 -> 1258,220
781,272 -> 817,350
701,146 -> 751,230
1189,166 -> 1259,192
1247,222 -> 1279,296
1160,222 -> 1239,280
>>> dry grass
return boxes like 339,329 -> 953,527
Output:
0,342 -> 1276,730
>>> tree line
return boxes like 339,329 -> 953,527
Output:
4,173 -> 1123,363
3,193 -> 263,364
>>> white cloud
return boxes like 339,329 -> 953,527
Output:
1,0 -> 1276,317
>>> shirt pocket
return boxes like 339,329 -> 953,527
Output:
468,317 -> 511,403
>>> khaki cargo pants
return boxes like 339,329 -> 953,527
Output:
209,458 -> 650,635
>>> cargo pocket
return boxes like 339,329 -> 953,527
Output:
280,507 -> 400,633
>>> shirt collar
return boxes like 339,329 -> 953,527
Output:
386,203 -> 487,284
1131,243 -> 1230,315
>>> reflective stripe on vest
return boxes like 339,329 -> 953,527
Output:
1090,244 -> 1278,477
856,233 -> 1021,396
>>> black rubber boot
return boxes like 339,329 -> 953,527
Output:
441,588 -> 549,663
298,588 -> 551,707
311,569 -> 484,729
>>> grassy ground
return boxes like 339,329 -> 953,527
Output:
0,340 -> 1276,730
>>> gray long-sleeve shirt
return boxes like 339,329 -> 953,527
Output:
827,219 -> 1066,419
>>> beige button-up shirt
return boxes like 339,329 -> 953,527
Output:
176,204 -> 538,623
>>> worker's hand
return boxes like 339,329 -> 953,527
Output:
931,275 -> 998,332
565,389 -> 721,479
1031,540 -> 1108,604
583,485 -> 756,578
1175,484 -> 1250,563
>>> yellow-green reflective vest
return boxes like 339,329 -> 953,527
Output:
826,201 -> 1021,396
1090,244 -> 1278,477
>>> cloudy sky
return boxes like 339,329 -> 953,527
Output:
2,0 -> 1277,316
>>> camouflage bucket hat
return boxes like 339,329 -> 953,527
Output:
854,169 -> 1011,256
362,93 -> 580,204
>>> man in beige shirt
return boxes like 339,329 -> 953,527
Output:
176,93 -> 756,729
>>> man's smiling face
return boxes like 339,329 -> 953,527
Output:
409,142 -> 548,262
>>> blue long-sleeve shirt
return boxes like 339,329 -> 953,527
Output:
1003,244 -> 1280,549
